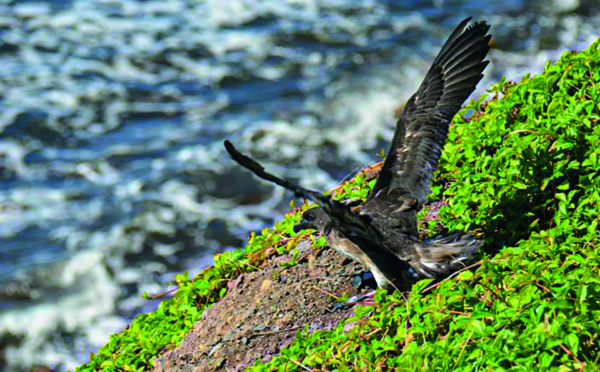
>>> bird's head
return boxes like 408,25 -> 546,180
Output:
293,207 -> 332,234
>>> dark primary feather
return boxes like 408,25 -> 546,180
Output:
371,17 -> 491,206
224,140 -> 383,245
224,140 -> 326,205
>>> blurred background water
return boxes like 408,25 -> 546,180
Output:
0,0 -> 599,370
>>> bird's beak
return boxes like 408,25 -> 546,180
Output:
293,221 -> 316,233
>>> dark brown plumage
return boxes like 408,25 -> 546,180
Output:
224,17 -> 491,291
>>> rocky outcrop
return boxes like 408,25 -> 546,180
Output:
152,240 -> 371,371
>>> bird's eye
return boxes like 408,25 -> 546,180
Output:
302,209 -> 317,222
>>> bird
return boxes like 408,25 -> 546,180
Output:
224,17 -> 491,292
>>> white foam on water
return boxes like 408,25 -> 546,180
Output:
2,250 -> 121,370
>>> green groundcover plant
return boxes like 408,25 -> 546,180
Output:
74,38 -> 600,372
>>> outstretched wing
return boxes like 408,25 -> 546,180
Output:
224,140 -> 383,244
224,140 -> 327,206
371,17 -> 491,205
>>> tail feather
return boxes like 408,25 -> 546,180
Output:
411,235 -> 481,278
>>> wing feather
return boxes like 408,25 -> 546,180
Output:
371,17 -> 491,205
224,140 -> 385,246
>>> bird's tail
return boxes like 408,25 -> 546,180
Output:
410,235 -> 481,278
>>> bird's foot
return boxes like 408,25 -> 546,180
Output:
331,273 -> 378,310
351,272 -> 376,290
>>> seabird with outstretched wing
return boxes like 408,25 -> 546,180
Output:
224,17 -> 491,291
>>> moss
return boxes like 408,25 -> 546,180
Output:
74,38 -> 600,371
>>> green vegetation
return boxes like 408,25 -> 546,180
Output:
75,38 -> 600,371
249,39 -> 600,371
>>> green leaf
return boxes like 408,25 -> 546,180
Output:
457,270 -> 474,281
565,333 -> 579,354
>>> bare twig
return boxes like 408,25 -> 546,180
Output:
147,287 -> 178,300
559,343 -> 583,367
536,282 -> 551,293
286,357 -> 312,371
253,326 -> 301,337
310,285 -> 340,300
448,310 -> 472,316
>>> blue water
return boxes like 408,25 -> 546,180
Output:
1,0 -> 600,370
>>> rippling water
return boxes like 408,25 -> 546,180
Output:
1,0 -> 599,370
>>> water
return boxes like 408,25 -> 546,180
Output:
1,0 -> 600,370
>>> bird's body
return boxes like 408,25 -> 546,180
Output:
225,17 -> 492,291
